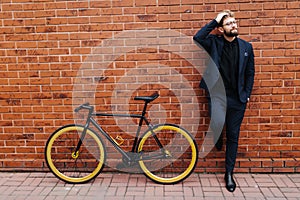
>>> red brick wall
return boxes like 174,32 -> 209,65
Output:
0,0 -> 299,173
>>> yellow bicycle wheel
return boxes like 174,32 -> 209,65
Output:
138,124 -> 198,184
45,125 -> 106,184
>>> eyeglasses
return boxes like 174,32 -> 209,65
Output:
223,20 -> 237,27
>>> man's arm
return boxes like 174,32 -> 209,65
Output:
193,20 -> 218,49
245,44 -> 255,100
193,12 -> 228,49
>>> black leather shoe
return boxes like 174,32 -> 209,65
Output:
224,172 -> 236,192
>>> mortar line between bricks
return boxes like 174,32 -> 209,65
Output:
0,172 -> 299,199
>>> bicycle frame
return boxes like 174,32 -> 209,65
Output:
74,102 -> 164,163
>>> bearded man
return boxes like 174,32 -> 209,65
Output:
193,10 -> 255,192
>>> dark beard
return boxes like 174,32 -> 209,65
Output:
224,30 -> 238,37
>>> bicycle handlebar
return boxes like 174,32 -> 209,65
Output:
74,103 -> 92,112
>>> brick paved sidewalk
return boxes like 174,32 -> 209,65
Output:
0,172 -> 299,200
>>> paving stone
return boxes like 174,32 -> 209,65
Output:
0,172 -> 298,199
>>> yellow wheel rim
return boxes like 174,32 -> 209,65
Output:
46,126 -> 105,183
138,125 -> 197,184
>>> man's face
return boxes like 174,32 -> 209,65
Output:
220,17 -> 238,37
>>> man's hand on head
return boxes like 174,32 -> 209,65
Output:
215,12 -> 228,24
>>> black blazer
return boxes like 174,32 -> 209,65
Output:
193,20 -> 255,103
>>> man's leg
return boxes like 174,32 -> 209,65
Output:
223,97 -> 246,192
207,96 -> 226,149
225,101 -> 246,173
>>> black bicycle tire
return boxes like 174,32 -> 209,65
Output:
45,124 -> 106,184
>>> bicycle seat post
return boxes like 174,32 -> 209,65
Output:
134,93 -> 159,120
131,93 -> 159,152
141,102 -> 149,117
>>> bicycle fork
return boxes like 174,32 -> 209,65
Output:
72,108 -> 94,159
72,123 -> 90,159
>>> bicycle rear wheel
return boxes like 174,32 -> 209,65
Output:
45,124 -> 106,184
137,124 -> 198,184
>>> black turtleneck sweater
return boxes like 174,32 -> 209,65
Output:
219,37 -> 239,98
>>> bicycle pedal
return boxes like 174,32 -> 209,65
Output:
116,161 -> 141,173
110,135 -> 124,146
116,162 -> 128,170
115,135 -> 124,145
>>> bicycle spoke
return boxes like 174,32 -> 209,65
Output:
45,125 -> 106,184
138,124 -> 198,184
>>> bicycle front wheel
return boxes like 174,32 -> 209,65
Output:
45,124 -> 106,184
138,124 -> 198,184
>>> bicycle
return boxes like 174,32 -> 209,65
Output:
45,93 -> 198,184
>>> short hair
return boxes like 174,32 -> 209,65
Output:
217,10 -> 235,27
